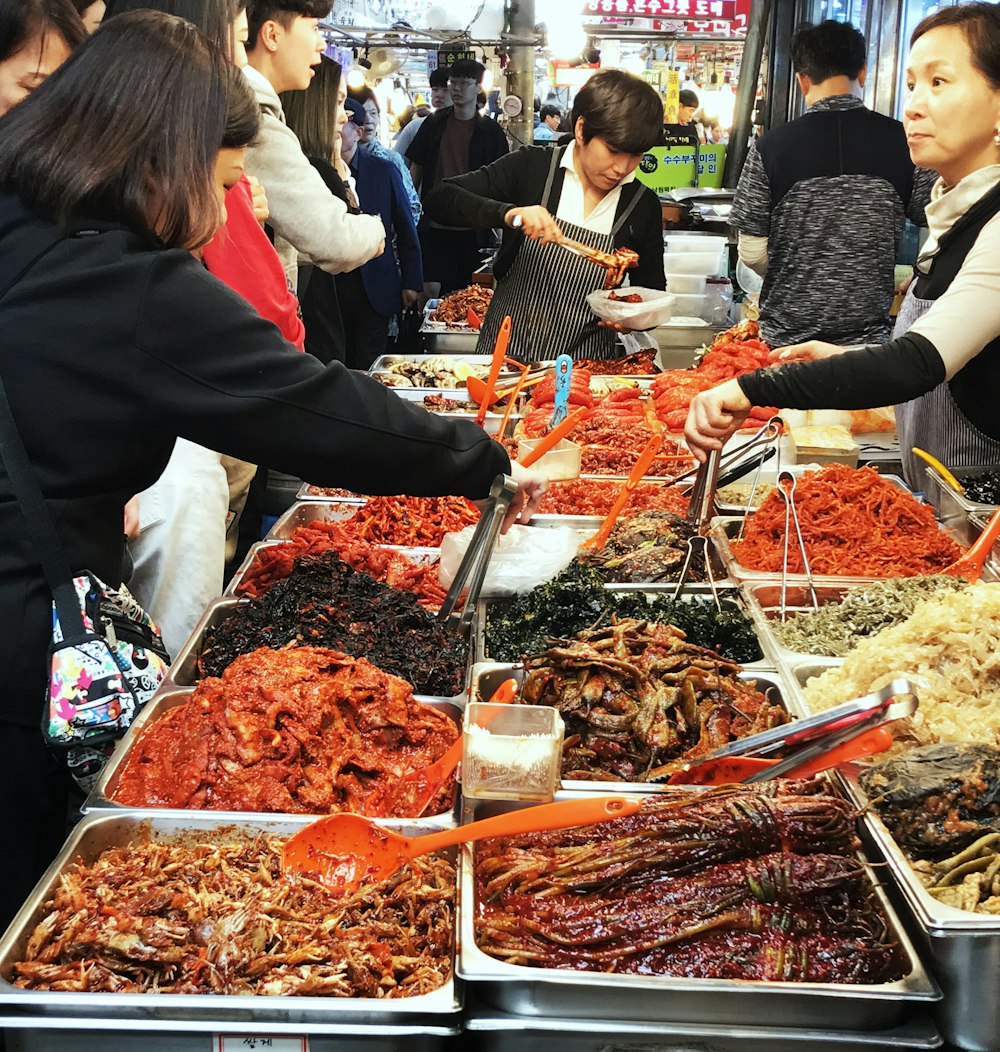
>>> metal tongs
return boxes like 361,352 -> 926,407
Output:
672,448 -> 723,606
437,474 -> 517,632
668,679 -> 919,785
778,470 -> 819,617
673,417 -> 784,494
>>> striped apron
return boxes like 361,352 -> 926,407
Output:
895,288 -> 1000,499
475,147 -> 645,363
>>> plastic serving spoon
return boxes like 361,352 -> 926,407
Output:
465,371 -> 547,406
517,404 -> 591,467
581,431 -> 664,551
912,446 -> 965,494
943,505 -> 1000,582
386,678 -> 519,818
476,315 -> 512,425
281,795 -> 642,894
667,725 -> 895,786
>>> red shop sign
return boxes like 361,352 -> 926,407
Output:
582,0 -> 738,20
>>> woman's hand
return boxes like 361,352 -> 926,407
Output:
247,175 -> 269,224
770,340 -> 846,364
503,460 -> 548,531
504,205 -> 563,244
684,378 -> 753,462
123,496 -> 141,539
401,289 -> 420,309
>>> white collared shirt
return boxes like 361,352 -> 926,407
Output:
555,141 -> 636,235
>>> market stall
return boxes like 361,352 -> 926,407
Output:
8,316 -> 1000,1052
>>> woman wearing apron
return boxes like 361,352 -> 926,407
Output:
683,2 -> 1000,501
423,69 -> 665,362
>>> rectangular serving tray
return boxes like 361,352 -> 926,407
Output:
456,790 -> 938,1029
0,813 -> 461,1025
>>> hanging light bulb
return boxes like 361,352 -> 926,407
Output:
346,65 -> 368,89
481,66 -> 494,92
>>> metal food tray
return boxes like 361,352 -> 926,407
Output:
710,513 -> 961,587
161,597 -> 473,706
0,813 -> 461,1026
369,353 -> 516,389
924,465 -> 998,542
295,482 -> 367,502
225,535 -> 441,601
387,387 -> 520,437
456,790 -> 939,1029
265,499 -> 363,540
469,662 -> 800,796
474,582 -> 763,668
83,687 -> 463,827
465,998 -> 942,1051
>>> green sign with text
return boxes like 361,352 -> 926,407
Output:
636,145 -> 726,192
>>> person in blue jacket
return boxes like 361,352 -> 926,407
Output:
337,97 -> 422,369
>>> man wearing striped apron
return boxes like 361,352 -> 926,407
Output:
424,69 -> 666,363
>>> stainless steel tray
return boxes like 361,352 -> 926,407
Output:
222,538 -> 282,597
465,998 -> 942,1050
265,500 -> 363,541
474,582 -> 754,666
387,387 -> 520,437
369,353 -> 516,390
295,482 -> 367,501
162,597 -> 473,706
469,662 -> 800,794
456,791 -> 939,1029
0,813 -> 460,1025
710,516 -> 929,587
923,464 -> 998,534
83,687 -> 463,827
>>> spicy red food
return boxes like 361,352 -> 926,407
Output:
113,646 -> 459,817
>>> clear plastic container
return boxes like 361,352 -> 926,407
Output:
662,250 -> 724,275
665,273 -> 707,295
663,233 -> 728,255
515,436 -> 582,481
462,702 -> 564,801
670,292 -> 708,317
703,277 -> 733,325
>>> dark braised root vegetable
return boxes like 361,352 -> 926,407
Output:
474,786 -> 906,983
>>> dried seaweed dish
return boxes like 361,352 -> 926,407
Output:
484,561 -> 761,665
113,647 -> 458,817
475,784 -> 906,983
13,834 -> 453,996
201,551 -> 468,697
519,617 -> 785,782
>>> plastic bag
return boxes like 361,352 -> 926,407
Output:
439,525 -> 581,597
586,287 -> 675,329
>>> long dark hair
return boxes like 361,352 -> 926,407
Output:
912,2 -> 1000,90
281,53 -> 340,160
0,0 -> 86,63
104,0 -> 243,56
0,10 -> 255,249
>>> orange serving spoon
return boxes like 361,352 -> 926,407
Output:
385,679 -> 519,819
581,431 -> 665,551
942,505 -> 1000,583
667,725 -> 895,786
281,795 -> 642,894
475,315 -> 512,425
466,372 -> 547,406
517,404 -> 591,468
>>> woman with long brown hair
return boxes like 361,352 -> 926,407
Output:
0,10 -> 542,926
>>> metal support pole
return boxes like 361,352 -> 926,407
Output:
723,0 -> 774,187
504,0 -> 536,149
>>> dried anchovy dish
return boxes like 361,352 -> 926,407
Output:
485,561 -> 762,664
475,785 -> 906,983
13,836 -> 454,996
201,551 -> 468,696
771,576 -> 969,657
520,618 -> 785,781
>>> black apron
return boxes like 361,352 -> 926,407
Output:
475,146 -> 645,363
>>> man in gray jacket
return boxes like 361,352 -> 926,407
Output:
243,0 -> 384,287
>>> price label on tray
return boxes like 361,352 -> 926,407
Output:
216,1037 -> 308,1051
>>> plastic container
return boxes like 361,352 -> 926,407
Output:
515,437 -> 582,482
703,277 -> 734,325
462,701 -> 564,801
663,233 -> 728,255
663,250 -> 724,275
665,273 -> 707,295
669,292 -> 708,317
585,287 -> 675,329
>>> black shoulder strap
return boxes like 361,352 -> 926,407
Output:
0,227 -> 86,636
915,180 -> 1000,298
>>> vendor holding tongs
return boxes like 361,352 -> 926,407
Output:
423,70 -> 666,362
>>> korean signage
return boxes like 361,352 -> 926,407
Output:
433,48 -> 477,70
635,145 -> 726,192
583,0 -> 738,20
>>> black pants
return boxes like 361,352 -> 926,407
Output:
419,226 -> 481,296
336,271 -> 390,372
0,723 -> 70,931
